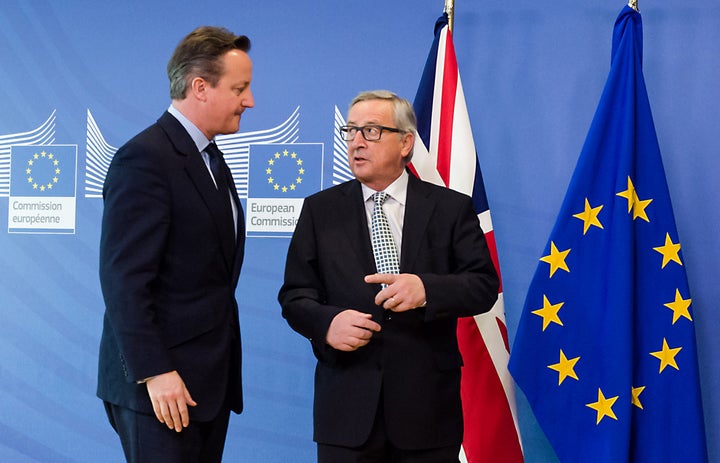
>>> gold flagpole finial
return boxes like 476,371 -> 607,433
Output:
629,0 -> 639,12
444,0 -> 455,33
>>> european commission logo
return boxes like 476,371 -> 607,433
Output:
246,143 -> 323,237
8,145 -> 77,234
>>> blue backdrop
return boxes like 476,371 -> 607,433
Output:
1,1 -> 717,462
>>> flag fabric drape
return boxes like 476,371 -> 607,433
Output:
509,6 -> 707,462
411,14 -> 523,463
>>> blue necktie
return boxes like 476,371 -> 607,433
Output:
205,142 -> 229,193
205,142 -> 235,244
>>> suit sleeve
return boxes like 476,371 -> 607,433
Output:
99,141 -> 175,382
419,193 -> 500,321
277,200 -> 346,359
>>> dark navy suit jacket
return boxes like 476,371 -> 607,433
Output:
97,111 -> 244,421
278,173 -> 499,449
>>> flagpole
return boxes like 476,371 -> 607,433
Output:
629,0 -> 639,12
444,0 -> 454,33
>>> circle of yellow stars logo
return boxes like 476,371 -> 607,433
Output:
265,149 -> 304,193
26,150 -> 61,192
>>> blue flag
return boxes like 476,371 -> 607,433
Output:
508,7 -> 707,462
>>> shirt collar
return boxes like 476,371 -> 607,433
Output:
167,104 -> 212,152
361,170 -> 409,206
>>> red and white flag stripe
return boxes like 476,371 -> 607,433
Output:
411,15 -> 523,463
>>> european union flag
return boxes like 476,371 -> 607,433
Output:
247,143 -> 323,198
509,7 -> 707,462
10,145 -> 77,197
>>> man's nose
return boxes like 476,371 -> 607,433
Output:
243,89 -> 255,108
348,129 -> 366,146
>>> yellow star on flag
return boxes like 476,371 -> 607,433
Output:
631,386 -> 645,409
616,176 -> 652,221
650,338 -> 682,373
664,289 -> 692,324
572,198 -> 604,234
547,349 -> 579,385
540,241 -> 570,278
632,196 -> 652,222
532,295 -> 564,331
653,233 -> 682,268
586,388 -> 619,425
616,176 -> 636,212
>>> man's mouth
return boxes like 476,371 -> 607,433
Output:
351,150 -> 368,162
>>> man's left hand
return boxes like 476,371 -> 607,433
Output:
364,273 -> 426,312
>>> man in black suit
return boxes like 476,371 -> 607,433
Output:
97,26 -> 253,463
278,90 -> 499,462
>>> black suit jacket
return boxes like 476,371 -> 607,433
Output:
278,173 -> 499,449
97,111 -> 245,421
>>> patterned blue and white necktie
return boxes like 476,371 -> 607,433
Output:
371,191 -> 400,287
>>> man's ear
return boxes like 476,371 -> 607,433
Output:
189,77 -> 208,101
400,131 -> 415,158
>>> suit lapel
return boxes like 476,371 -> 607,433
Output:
340,180 -> 377,276
339,176 -> 435,276
157,112 -> 236,273
226,163 -> 245,281
400,175 -> 436,273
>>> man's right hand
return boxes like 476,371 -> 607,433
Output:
146,370 -> 197,432
326,310 -> 381,351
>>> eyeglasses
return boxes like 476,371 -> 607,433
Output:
339,125 -> 402,141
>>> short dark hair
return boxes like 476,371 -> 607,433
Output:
167,26 -> 251,100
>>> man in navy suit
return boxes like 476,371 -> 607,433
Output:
278,90 -> 499,462
98,26 -> 253,462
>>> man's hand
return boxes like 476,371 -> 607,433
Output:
146,370 -> 197,432
365,273 -> 427,312
326,310 -> 381,351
